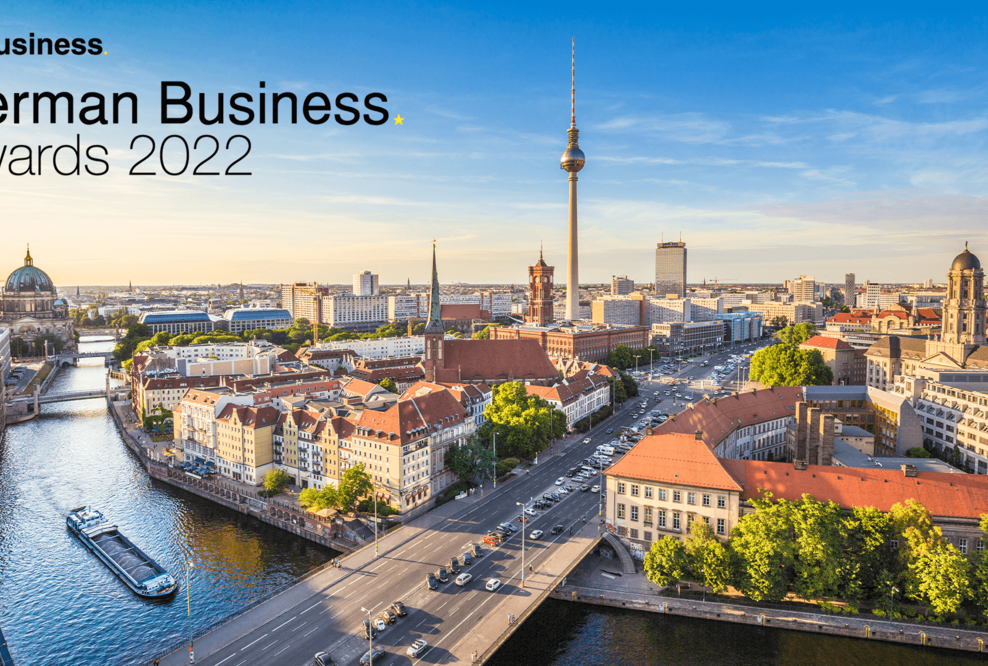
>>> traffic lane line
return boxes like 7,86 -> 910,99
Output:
240,633 -> 268,651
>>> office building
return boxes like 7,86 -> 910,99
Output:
611,275 -> 634,296
138,311 -> 218,335
281,282 -> 328,323
791,276 -> 816,302
353,271 -> 380,296
222,308 -> 293,334
655,241 -> 687,298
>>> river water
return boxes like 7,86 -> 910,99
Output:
0,339 -> 980,666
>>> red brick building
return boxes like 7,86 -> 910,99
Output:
527,249 -> 554,327
490,323 -> 649,362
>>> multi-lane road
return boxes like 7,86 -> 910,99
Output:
172,345 -> 765,666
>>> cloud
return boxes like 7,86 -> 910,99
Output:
596,113 -> 731,144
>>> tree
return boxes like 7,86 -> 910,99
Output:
776,323 -> 817,347
910,531 -> 971,616
605,345 -> 634,371
479,382 -> 567,459
643,537 -> 688,588
846,506 -> 896,598
969,515 -> 988,618
684,521 -> 731,593
379,378 -> 398,394
336,464 -> 374,514
262,468 -> 293,494
445,436 -> 496,484
769,315 -> 790,328
749,344 -> 833,387
33,333 -> 64,355
473,324 -> 500,340
608,376 -> 628,404
906,446 -> 931,458
620,373 -> 639,398
10,337 -> 29,357
890,499 -> 937,600
729,492 -> 796,602
790,495 -> 853,601
299,485 -> 340,512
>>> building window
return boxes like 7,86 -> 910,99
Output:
658,510 -> 667,528
617,503 -> 626,519
890,539 -> 898,550
672,512 -> 681,531
630,528 -> 639,540
672,490 -> 681,503
978,539 -> 985,552
644,506 -> 652,524
644,487 -> 653,499
717,495 -> 726,509
659,489 -> 667,501
687,492 -> 696,505
702,494 -> 711,507
960,538 -> 968,555
630,506 -> 639,521
631,484 -> 639,497
644,531 -> 652,542
717,518 -> 725,535
617,482 -> 626,494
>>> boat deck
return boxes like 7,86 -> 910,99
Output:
91,530 -> 159,584
0,626 -> 14,666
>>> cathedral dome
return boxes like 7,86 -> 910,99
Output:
951,244 -> 981,272
5,247 -> 55,293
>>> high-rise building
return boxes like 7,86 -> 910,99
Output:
281,282 -> 328,322
352,271 -> 380,296
561,39 -> 585,321
611,275 -> 634,296
791,275 -> 817,302
844,273 -> 855,306
864,281 -> 880,309
655,241 -> 687,298
527,249 -> 555,326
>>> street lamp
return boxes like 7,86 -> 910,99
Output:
598,457 -> 604,528
492,431 -> 497,490
648,348 -> 654,380
361,606 -> 375,665
889,586 -> 898,623
517,500 -> 527,588
185,554 -> 194,664
373,491 -> 379,558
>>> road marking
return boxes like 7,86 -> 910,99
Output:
240,633 -> 268,651
261,640 -> 278,651
234,660 -> 246,666
435,609 -> 476,646
292,621 -> 308,632
273,644 -> 292,657
303,626 -> 319,637
272,617 -> 295,631
301,601 -> 321,614
214,655 -> 235,666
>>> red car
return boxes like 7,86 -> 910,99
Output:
516,515 -> 529,523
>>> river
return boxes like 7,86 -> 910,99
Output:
0,339 -> 980,665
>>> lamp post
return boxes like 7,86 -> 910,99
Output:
889,586 -> 897,622
185,555 -> 194,664
598,457 -> 604,528
517,501 -> 527,588
361,606 -> 374,665
374,491 -> 379,558
648,348 -> 654,380
492,431 -> 497,490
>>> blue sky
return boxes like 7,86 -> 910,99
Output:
2,2 -> 987,286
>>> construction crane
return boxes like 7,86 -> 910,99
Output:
704,277 -> 738,290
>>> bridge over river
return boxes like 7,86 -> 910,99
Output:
157,434 -> 621,666
8,387 -> 128,405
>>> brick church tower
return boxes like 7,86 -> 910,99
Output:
421,241 -> 445,382
527,247 -> 555,327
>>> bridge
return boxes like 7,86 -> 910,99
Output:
52,351 -> 116,367
8,387 -> 128,405
157,420 -> 631,666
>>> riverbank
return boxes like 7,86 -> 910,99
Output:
550,544 -> 988,654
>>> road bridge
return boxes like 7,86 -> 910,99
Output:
8,388 -> 128,405
52,351 -> 116,367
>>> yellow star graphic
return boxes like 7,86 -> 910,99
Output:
394,114 -> 405,125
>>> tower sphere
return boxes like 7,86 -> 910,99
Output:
561,143 -> 585,173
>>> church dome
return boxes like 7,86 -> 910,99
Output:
951,244 -> 981,271
5,246 -> 55,293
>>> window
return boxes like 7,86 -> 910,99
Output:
631,484 -> 639,497
672,512 -> 681,531
644,531 -> 652,542
717,495 -> 726,509
644,506 -> 653,524
631,506 -> 639,521
630,528 -> 639,540
703,516 -> 709,524
960,538 -> 968,555
890,539 -> 899,550
644,487 -> 653,499
673,490 -> 681,503
617,482 -> 626,494
658,510 -> 666,528
717,518 -> 725,535
617,503 -> 626,519
702,494 -> 711,507
687,492 -> 696,505
659,489 -> 667,501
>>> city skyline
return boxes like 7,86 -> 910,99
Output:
2,3 -> 988,285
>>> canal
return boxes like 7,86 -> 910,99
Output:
0,339 -> 981,666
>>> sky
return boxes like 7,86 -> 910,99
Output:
1,2 -> 987,287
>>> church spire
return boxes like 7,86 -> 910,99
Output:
425,240 -> 444,333
24,244 -> 32,266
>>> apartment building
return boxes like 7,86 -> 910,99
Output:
748,301 -> 823,327
651,320 -> 724,357
611,275 -> 634,296
281,282 -> 328,322
322,295 -> 390,330
524,369 -> 611,429
353,271 -> 380,296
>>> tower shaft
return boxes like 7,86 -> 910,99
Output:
566,174 -> 579,320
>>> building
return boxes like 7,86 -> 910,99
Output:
748,301 -> 823,327
591,296 -> 643,327
491,322 -> 648,363
527,249 -> 555,327
281,282 -> 328,322
863,281 -> 881,309
524,368 -> 611,429
791,275 -> 817,302
651,321 -> 723,357
0,327 -> 11,383
222,308 -> 292,334
611,275 -> 634,296
688,297 -> 723,321
139,311 -> 217,335
313,336 -> 436,360
799,335 -> 865,385
561,42 -> 585,321
322,295 -> 389,331
717,312 -> 763,345
0,246 -> 75,354
352,271 -> 380,296
213,403 -> 280,484
844,273 -> 856,306
349,356 -> 425,392
655,241 -> 687,298
801,385 -> 922,456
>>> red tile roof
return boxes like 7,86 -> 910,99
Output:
606,433 -> 743,492
800,335 -> 854,351
215,404 -> 280,429
434,339 -> 560,383
440,303 -> 483,320
829,313 -> 872,325
352,388 -> 466,445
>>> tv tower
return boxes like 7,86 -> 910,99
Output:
561,37 -> 586,321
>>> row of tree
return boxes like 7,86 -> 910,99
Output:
748,323 -> 833,387
295,464 -> 374,514
644,494 -> 985,618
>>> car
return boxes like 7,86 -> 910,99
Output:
489,528 -> 508,538
583,437 -> 592,444
472,544 -> 483,557
486,578 -> 502,592
426,574 -> 438,590
437,566 -> 448,583
314,652 -> 335,666
380,609 -> 396,625
500,521 -> 518,533
580,484 -> 590,492
517,515 -> 530,523
374,618 -> 387,632
363,619 -> 377,639
391,601 -> 407,617
482,534 -> 500,546
550,524 -> 564,535
555,477 -> 565,485
591,485 -> 600,492
455,572 -> 473,586
524,507 -> 536,517
359,646 -> 386,665
407,639 -> 428,658
605,428 -> 613,434
530,529 -> 544,539
462,552 -> 473,565
447,557 -> 460,574
565,469 -> 576,478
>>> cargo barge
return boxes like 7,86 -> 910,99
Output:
66,507 -> 178,598
0,626 -> 14,666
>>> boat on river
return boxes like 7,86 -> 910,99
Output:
66,507 -> 178,598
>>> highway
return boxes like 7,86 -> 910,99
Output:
174,343 -> 766,666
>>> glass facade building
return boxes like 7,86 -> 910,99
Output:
655,241 -> 687,298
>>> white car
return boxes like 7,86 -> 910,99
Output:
583,437 -> 591,444
407,639 -> 429,658
524,508 -> 536,517
555,477 -> 565,485
374,618 -> 387,632
455,573 -> 473,586
530,529 -> 544,540
591,485 -> 600,492
486,578 -> 502,592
